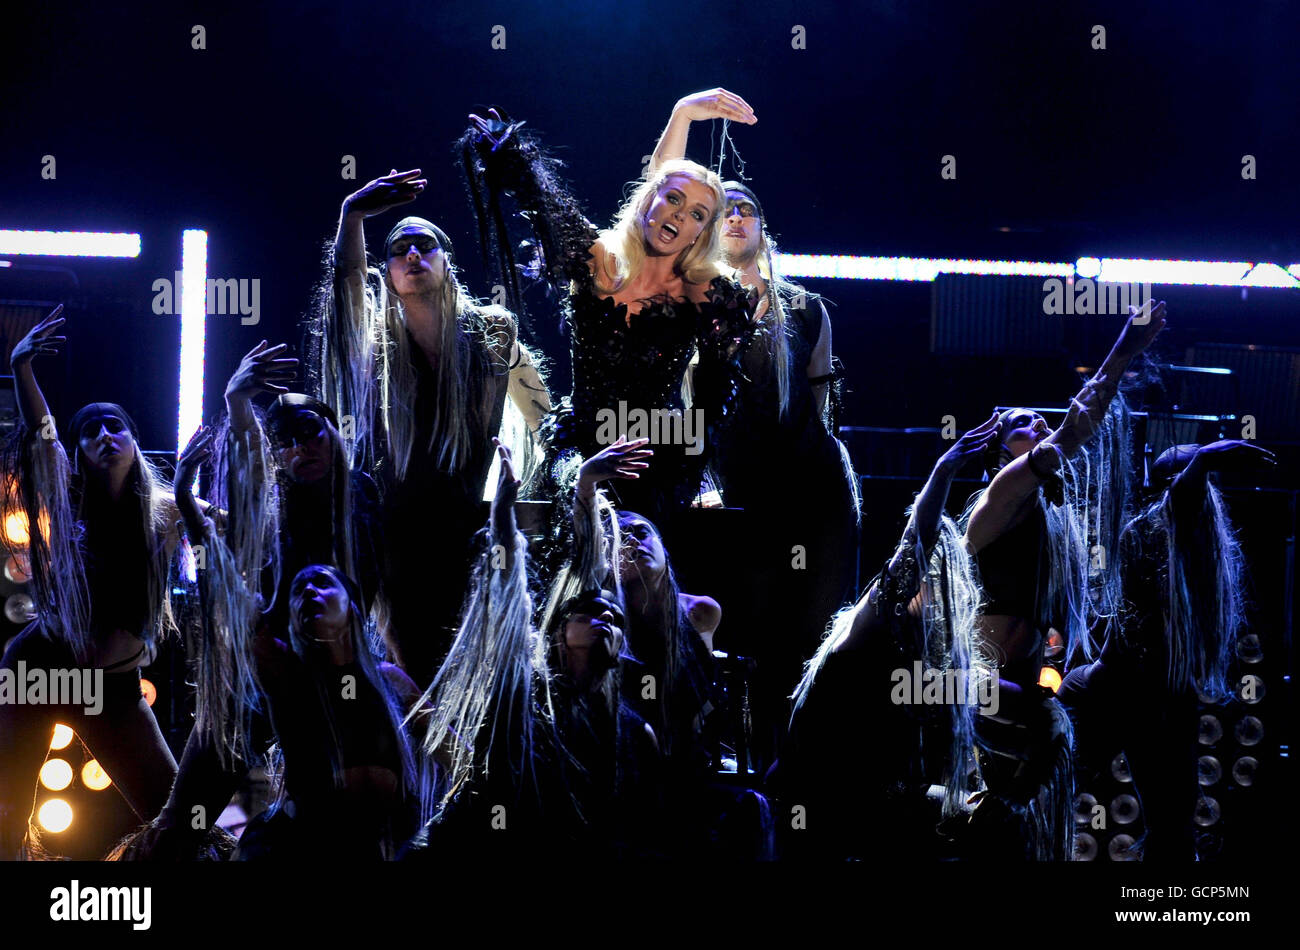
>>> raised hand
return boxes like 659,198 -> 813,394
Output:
937,410 -> 1001,475
342,168 -> 426,218
1114,300 -> 1167,359
175,425 -> 215,536
578,437 -> 653,493
1192,439 -> 1278,474
491,438 -> 521,538
10,305 -> 66,367
224,341 -> 298,403
468,108 -> 523,151
176,425 -> 215,489
673,88 -> 757,125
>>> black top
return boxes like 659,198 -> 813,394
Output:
772,551 -> 951,859
267,656 -> 404,805
713,301 -> 844,511
462,127 -> 752,520
973,497 -> 1052,626
80,494 -> 160,639
375,331 -> 495,681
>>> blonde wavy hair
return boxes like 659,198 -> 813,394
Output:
595,159 -> 728,296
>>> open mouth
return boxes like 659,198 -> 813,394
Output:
658,222 -> 679,244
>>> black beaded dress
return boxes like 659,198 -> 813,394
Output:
459,127 -> 752,531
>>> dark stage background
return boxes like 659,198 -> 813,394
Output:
1,1 -> 1297,865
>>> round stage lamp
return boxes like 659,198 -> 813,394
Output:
1073,792 -> 1098,825
1108,834 -> 1139,861
4,554 -> 31,583
1073,832 -> 1098,861
1111,794 -> 1140,825
1198,714 -> 1222,746
4,593 -> 36,625
50,724 -> 74,750
1197,755 -> 1222,786
37,799 -> 73,833
82,759 -> 112,791
39,758 -> 73,792
1193,796 -> 1221,827
1235,633 -> 1263,664
140,678 -> 157,707
1038,666 -> 1062,691
1232,756 -> 1258,787
3,511 -> 29,546
1234,716 -> 1264,747
1110,752 -> 1133,783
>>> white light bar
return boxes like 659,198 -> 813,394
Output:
1097,258 -> 1251,287
776,253 -> 1300,288
177,230 -> 207,456
775,254 -> 1073,281
0,230 -> 140,257
1241,262 -> 1300,288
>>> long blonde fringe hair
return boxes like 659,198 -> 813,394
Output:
594,160 -> 728,297
328,255 -> 513,484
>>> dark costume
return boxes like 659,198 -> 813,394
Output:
0,407 -> 178,859
712,299 -> 859,767
968,492 -> 1075,861
771,533 -> 976,861
458,123 -> 752,533
233,650 -> 418,862
1058,473 -> 1239,861
310,243 -> 511,687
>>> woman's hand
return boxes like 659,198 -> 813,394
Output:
672,88 -> 756,125
342,168 -> 426,219
577,437 -> 653,498
10,305 -> 66,368
468,108 -> 525,151
490,438 -> 521,538
1113,300 -> 1167,359
936,410 -> 1001,476
175,426 -> 215,537
224,340 -> 298,404
1190,439 -> 1278,475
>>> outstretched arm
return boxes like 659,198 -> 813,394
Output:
463,110 -> 603,293
573,437 -> 653,587
489,438 -> 523,568
10,306 -> 65,435
224,340 -> 297,434
648,89 -> 757,174
333,168 -> 426,273
901,411 -> 1000,563
1045,301 -> 1166,459
967,304 -> 1166,552
834,415 -> 998,654
1170,439 -> 1277,516
174,426 -> 215,541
